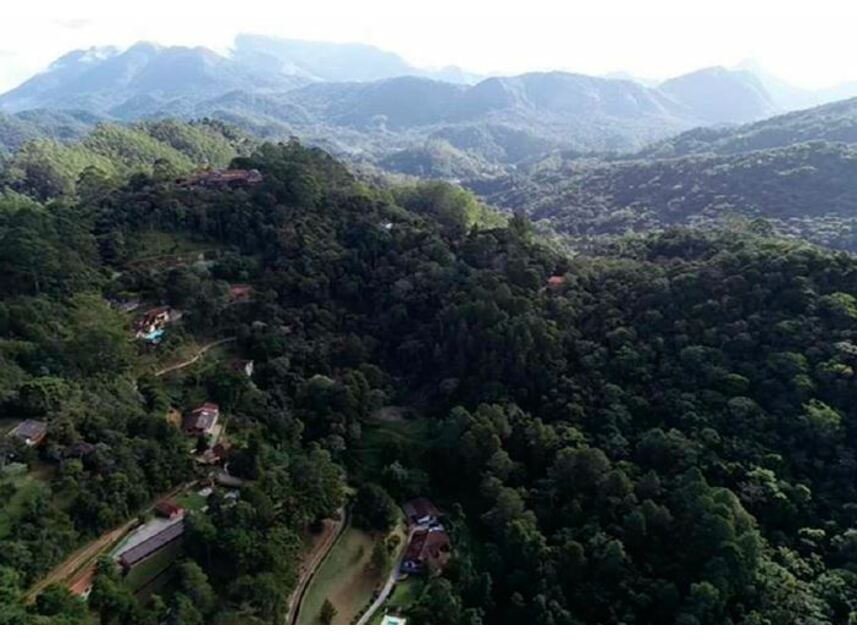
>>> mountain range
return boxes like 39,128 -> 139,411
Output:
0,37 -> 798,164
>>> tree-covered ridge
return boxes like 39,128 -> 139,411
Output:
4,138 -> 857,624
0,119 -> 253,199
639,95 -> 857,159
473,141 -> 857,251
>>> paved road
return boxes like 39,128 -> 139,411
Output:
357,529 -> 412,625
287,507 -> 349,624
154,337 -> 236,377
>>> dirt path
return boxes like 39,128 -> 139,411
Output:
357,528 -> 412,625
25,482 -> 196,602
154,337 -> 236,377
287,507 -> 349,624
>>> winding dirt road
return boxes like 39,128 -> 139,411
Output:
24,482 -> 195,602
154,337 -> 236,377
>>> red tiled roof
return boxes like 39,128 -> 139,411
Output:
155,500 -> 183,518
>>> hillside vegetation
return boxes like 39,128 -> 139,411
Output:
4,135 -> 857,625
0,120 -> 253,199
474,141 -> 857,251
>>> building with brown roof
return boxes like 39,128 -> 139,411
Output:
402,528 -> 452,575
154,500 -> 184,520
134,306 -> 181,341
403,498 -> 442,526
179,169 -> 263,190
7,419 -> 47,447
183,403 -> 220,437
228,285 -> 254,303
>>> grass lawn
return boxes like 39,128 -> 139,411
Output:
298,526 -> 386,624
173,489 -> 208,512
0,473 -> 46,539
352,410 -> 434,477
125,231 -> 216,264
369,577 -> 426,624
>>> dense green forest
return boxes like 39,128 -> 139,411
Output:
0,119 -> 253,200
4,129 -> 857,624
473,140 -> 857,251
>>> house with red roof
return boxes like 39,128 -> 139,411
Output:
183,403 -> 220,437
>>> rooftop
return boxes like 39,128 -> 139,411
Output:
8,419 -> 47,444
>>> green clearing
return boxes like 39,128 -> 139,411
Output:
298,526 -> 385,624
353,412 -> 434,476
368,577 -> 426,624
125,231 -> 216,264
0,473 -> 47,539
173,489 -> 207,512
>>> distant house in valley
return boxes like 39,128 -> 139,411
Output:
196,442 -> 231,466
228,284 -> 254,303
118,520 -> 185,573
403,498 -> 442,527
546,275 -> 566,289
178,169 -> 263,190
154,500 -> 184,520
183,403 -> 220,437
64,441 -> 96,459
229,358 -> 255,378
134,306 -> 181,342
401,528 -> 452,575
7,419 -> 47,447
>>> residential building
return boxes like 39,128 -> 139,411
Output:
183,403 -> 220,437
7,419 -> 47,447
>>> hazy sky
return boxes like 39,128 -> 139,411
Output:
4,0 -> 857,92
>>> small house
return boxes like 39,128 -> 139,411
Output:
229,359 -> 255,378
154,500 -> 184,520
135,306 -> 180,342
69,567 -> 96,600
402,527 -> 452,575
7,419 -> 47,447
64,442 -> 96,459
228,284 -> 254,303
183,403 -> 220,437
546,275 -> 566,289
403,497 -> 441,527
179,169 -> 263,190
196,442 -> 230,466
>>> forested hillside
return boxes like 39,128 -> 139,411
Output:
3,135 -> 857,624
0,120 -> 253,199
640,95 -> 857,158
474,141 -> 857,251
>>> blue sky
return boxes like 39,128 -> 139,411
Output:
3,0 -> 857,92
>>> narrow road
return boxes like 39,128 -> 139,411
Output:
24,481 -> 196,602
357,528 -> 412,625
287,507 -> 349,624
154,337 -> 236,377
